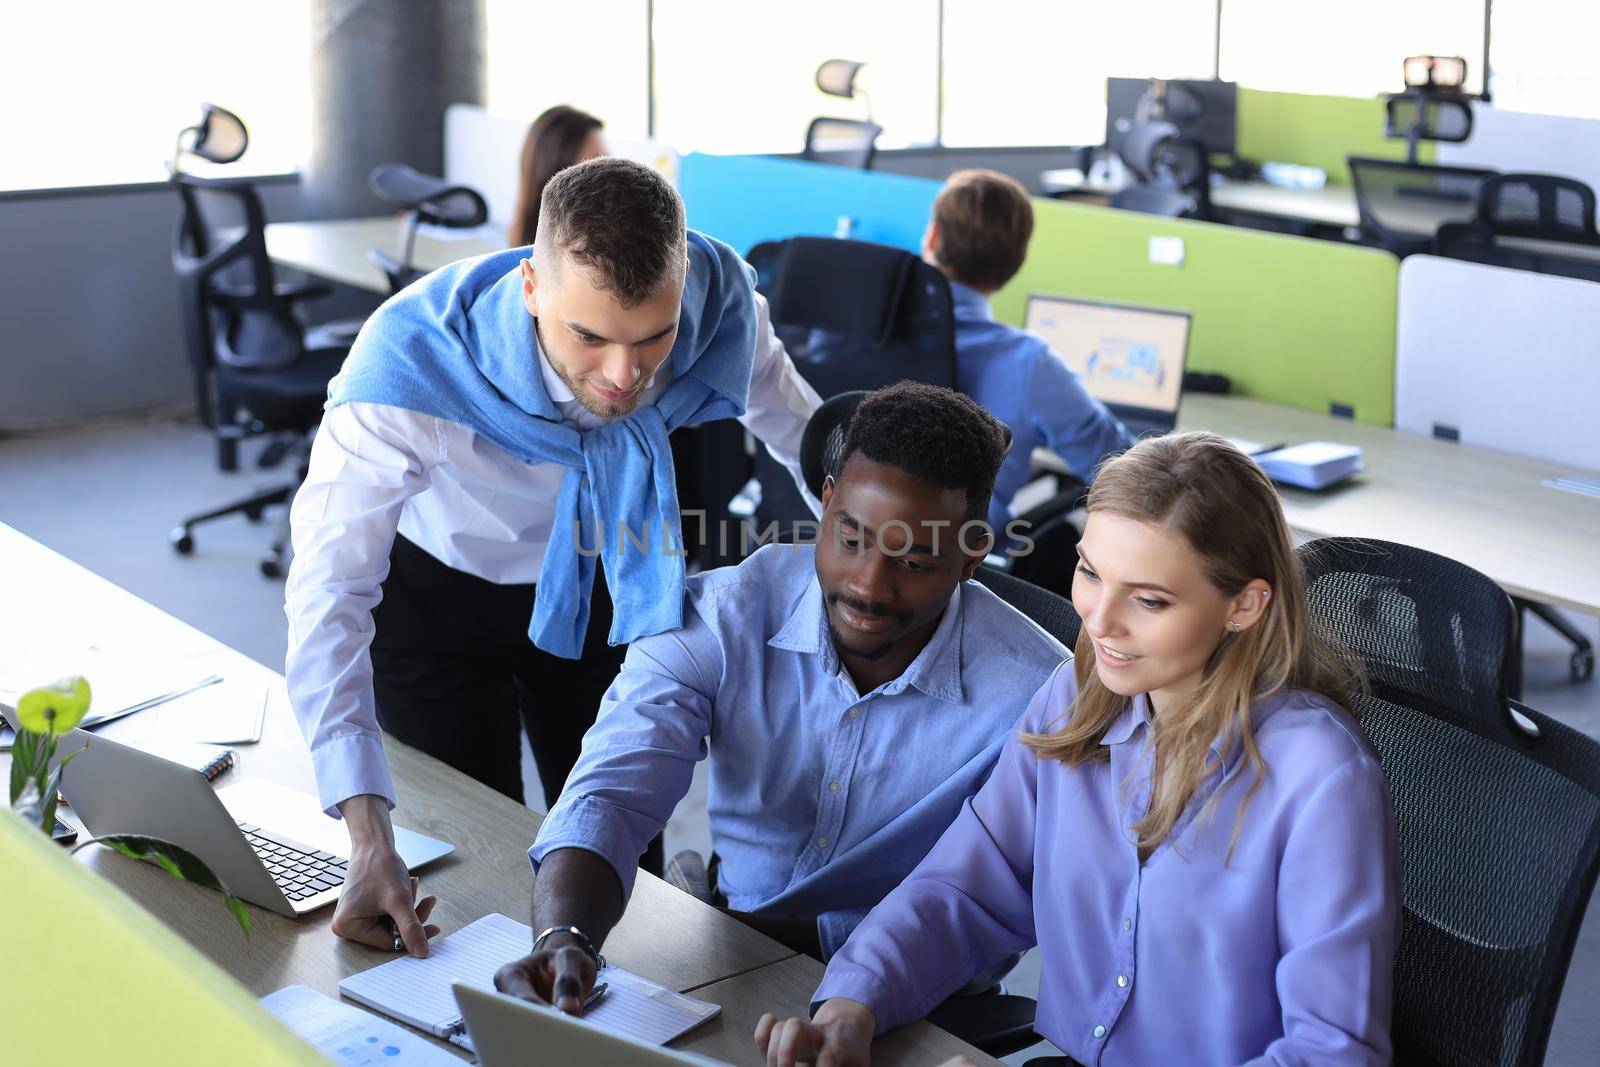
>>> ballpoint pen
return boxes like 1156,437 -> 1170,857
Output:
580,982 -> 609,1012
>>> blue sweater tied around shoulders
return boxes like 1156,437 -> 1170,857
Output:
325,230 -> 758,658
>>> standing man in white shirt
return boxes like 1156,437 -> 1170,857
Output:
284,158 -> 820,957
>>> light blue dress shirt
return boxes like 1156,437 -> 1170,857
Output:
530,543 -> 1067,956
816,662 -> 1402,1066
950,281 -> 1133,533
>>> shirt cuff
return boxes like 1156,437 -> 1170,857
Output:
311,731 -> 397,817
812,965 -> 899,1036
529,793 -> 645,904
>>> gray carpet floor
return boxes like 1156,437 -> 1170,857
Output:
3,416 -> 1596,1064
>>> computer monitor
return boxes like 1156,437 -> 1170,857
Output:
1023,294 -> 1192,436
1106,77 -> 1238,157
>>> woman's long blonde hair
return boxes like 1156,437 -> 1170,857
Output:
1023,432 -> 1358,856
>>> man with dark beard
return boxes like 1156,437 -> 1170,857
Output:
494,382 -> 1067,1015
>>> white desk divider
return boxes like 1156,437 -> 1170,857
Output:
1438,104 -> 1600,196
444,103 -> 681,234
1396,255 -> 1600,472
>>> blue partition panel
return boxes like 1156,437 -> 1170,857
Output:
680,153 -> 940,256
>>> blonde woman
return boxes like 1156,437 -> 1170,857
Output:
755,432 -> 1401,1067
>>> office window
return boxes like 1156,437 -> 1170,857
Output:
1,3 -> 311,192
484,0 -> 651,139
1219,0 -> 1484,98
651,0 -> 939,154
941,0 -> 1219,148
1488,1 -> 1600,119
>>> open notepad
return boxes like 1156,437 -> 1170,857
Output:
337,914 -> 721,1052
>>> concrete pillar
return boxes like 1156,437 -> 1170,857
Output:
304,0 -> 485,219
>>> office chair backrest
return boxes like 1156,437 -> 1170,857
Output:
801,117 -> 883,170
1384,93 -> 1474,144
970,565 -> 1082,651
1115,120 -> 1209,219
753,236 -> 959,399
1347,156 -> 1495,256
1298,537 -> 1600,1067
798,387 -> 1014,495
1476,173 -> 1600,243
369,163 -> 489,230
171,172 -> 306,423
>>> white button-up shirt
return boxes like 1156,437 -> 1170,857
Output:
285,293 -> 821,814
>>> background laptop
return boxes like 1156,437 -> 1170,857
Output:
1024,293 -> 1193,438
454,983 -> 725,1067
53,728 -> 452,917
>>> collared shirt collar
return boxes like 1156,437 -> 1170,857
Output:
947,279 -> 995,323
1098,691 -> 1244,774
768,574 -> 967,704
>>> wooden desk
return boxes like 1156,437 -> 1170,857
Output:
1,523 -> 992,1065
1178,396 -> 1600,617
264,217 -> 501,295
1040,169 -> 1360,230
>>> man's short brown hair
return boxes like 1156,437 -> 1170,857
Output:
535,156 -> 687,307
930,169 -> 1035,293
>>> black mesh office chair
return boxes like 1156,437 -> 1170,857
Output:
1110,120 -> 1210,220
367,163 -> 489,294
168,105 -> 355,577
802,59 -> 882,170
726,238 -> 959,542
1299,537 -> 1600,1067
1347,156 -> 1496,258
801,117 -> 883,171
970,565 -> 1083,651
1436,173 -> 1600,284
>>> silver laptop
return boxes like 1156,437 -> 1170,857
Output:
54,729 -> 452,917
453,983 -> 724,1067
1024,293 -> 1193,438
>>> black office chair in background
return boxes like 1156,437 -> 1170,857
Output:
1299,537 -> 1600,1067
366,162 -> 489,294
802,59 -> 882,170
167,104 -> 357,577
1348,55 -> 1493,257
697,237 -> 960,549
1110,119 -> 1211,220
1347,157 -> 1495,258
1436,172 -> 1600,284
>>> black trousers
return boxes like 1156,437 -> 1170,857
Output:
372,535 -> 663,872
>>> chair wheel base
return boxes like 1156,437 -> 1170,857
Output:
171,529 -> 195,555
1574,650 -> 1596,683
260,558 -> 283,579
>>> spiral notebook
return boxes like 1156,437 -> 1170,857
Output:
337,913 -> 720,1052
139,739 -> 237,781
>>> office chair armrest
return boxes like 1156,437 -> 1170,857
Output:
274,278 -> 333,304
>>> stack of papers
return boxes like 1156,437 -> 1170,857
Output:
1255,442 -> 1364,490
0,662 -> 223,750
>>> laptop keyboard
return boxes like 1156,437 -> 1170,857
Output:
236,822 -> 349,902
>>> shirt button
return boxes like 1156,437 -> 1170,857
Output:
1093,1025 -> 1106,1039
829,782 -> 842,793
1122,917 -> 1133,931
848,707 -> 860,719
1116,974 -> 1128,988
817,836 -> 829,848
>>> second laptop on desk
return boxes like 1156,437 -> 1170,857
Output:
51,729 -> 452,917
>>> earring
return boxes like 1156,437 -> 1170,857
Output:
1227,620 -> 1243,633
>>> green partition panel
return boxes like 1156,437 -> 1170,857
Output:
1235,88 -> 1436,182
994,198 -> 1398,425
0,808 -> 318,1066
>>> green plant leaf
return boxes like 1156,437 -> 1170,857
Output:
14,676 -> 92,734
86,834 -> 252,941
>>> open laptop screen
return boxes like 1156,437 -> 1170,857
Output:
1023,294 -> 1191,431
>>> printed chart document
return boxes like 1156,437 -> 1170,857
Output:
338,913 -> 720,1052
262,984 -> 461,1065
